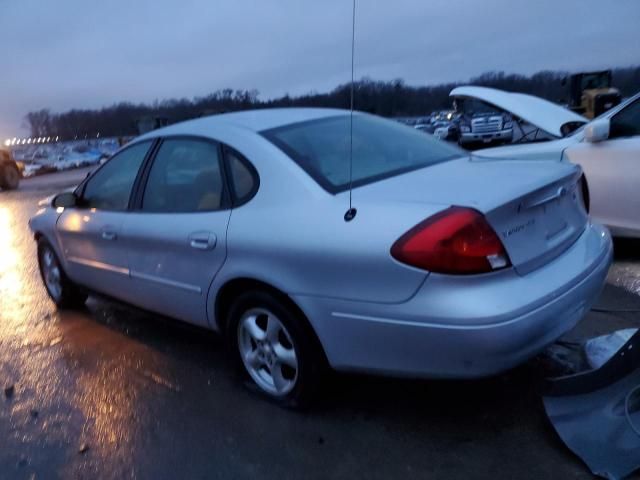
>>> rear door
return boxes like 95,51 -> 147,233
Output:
57,140 -> 153,297
121,137 -> 231,326
564,97 -> 640,235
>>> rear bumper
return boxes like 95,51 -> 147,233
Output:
294,223 -> 612,378
460,129 -> 513,144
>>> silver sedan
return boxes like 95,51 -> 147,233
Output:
29,108 -> 612,406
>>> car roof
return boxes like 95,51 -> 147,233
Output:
154,108 -> 351,136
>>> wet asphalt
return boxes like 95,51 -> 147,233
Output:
1,170 -> 639,479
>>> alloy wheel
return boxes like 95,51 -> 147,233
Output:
237,307 -> 299,396
41,247 -> 62,301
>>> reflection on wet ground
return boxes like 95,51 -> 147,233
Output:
1,181 -> 640,479
608,239 -> 640,299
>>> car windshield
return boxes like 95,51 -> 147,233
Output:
458,98 -> 498,115
567,93 -> 640,137
262,114 -> 463,192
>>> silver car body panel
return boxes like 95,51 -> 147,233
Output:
293,223 -> 611,376
121,210 -> 231,326
29,108 -> 613,378
57,209 -> 130,298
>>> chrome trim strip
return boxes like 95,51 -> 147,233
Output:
67,256 -> 129,276
130,270 -> 202,294
330,311 -> 531,330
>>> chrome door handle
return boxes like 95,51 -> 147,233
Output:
102,231 -> 117,241
188,232 -> 216,250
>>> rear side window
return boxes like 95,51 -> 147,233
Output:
142,138 -> 226,213
262,114 -> 462,192
225,148 -> 258,205
81,140 -> 151,211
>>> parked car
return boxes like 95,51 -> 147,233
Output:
479,91 -> 640,238
0,147 -> 22,190
414,123 -> 435,134
433,120 -> 460,142
30,108 -> 612,406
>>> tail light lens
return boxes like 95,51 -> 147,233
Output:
391,207 -> 511,275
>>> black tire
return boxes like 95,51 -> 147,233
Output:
37,239 -> 87,308
0,163 -> 20,190
226,290 -> 326,408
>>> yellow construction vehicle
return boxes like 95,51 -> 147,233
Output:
567,70 -> 622,119
0,147 -> 22,190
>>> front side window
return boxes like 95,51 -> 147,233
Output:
81,141 -> 151,211
263,114 -> 462,192
142,138 -> 225,212
610,99 -> 640,139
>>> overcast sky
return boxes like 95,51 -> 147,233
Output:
0,0 -> 638,137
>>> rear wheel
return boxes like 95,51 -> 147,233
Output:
227,290 -> 325,408
0,163 -> 20,190
37,239 -> 87,308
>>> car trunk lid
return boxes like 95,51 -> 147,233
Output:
356,156 -> 588,275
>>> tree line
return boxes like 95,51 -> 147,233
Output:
24,66 -> 640,139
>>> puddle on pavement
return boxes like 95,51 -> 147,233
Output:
608,261 -> 640,297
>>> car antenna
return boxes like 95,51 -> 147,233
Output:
344,0 -> 357,222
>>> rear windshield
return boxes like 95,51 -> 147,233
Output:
262,114 -> 463,192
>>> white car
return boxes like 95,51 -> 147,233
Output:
475,88 -> 640,238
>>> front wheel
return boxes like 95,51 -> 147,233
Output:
227,291 -> 326,408
37,239 -> 87,308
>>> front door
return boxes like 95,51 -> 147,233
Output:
57,141 -> 153,297
121,137 -> 231,326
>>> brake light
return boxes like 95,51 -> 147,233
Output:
391,207 -> 511,274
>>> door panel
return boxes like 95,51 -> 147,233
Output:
57,210 -> 129,296
565,137 -> 640,235
120,137 -> 231,325
122,211 -> 230,325
56,141 -> 152,296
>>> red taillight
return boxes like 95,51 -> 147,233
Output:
391,207 -> 511,274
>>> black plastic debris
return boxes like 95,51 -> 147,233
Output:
586,329 -> 638,370
543,330 -> 640,480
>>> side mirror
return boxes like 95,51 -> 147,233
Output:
584,118 -> 610,143
52,192 -> 78,209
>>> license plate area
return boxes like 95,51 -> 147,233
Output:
540,197 -> 569,240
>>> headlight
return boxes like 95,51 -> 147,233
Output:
460,125 -> 470,133
503,121 -> 513,129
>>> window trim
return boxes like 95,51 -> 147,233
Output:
222,145 -> 260,207
75,139 -> 157,212
131,135 -> 232,214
